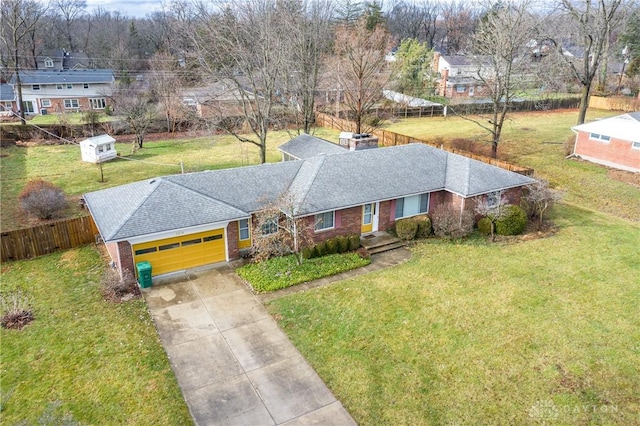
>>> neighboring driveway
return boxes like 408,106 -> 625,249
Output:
143,263 -> 356,426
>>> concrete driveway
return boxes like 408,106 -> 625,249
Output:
143,264 -> 356,426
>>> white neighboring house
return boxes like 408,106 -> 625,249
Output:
10,69 -> 114,115
80,134 -> 117,163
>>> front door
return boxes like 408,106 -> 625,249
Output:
361,203 -> 379,234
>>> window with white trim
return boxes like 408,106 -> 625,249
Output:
89,98 -> 106,109
32,84 -> 40,91
456,85 -> 466,93
632,141 -> 640,150
589,133 -> 610,142
239,219 -> 250,240
56,84 -> 63,90
395,193 -> 429,219
0,102 -> 12,111
64,99 -> 79,108
261,217 -> 278,235
314,211 -> 335,231
487,190 -> 502,208
83,83 -> 89,89
66,83 -> 73,89
44,58 -> 54,68
41,99 -> 51,107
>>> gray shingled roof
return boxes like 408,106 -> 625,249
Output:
278,134 -> 347,159
11,69 -> 114,85
84,143 -> 535,242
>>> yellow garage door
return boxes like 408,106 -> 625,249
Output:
132,229 -> 225,276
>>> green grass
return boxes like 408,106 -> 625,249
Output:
237,253 -> 371,293
0,127 -> 340,231
384,109 -> 639,222
0,246 -> 192,425
268,205 -> 640,424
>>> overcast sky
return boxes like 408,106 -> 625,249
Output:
84,0 -> 164,17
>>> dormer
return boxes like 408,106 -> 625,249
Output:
44,57 -> 54,68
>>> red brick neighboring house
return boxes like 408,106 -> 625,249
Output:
571,112 -> 640,173
83,137 -> 535,279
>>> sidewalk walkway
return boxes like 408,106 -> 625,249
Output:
142,247 -> 411,425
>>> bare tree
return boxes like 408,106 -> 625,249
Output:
464,0 -> 538,158
386,0 -> 439,48
148,51 -> 187,133
54,0 -> 86,51
1,0 -> 49,120
524,178 -> 563,228
439,0 -> 478,54
190,0 -> 288,164
112,84 -> 157,149
281,0 -> 334,134
547,0 -> 624,124
251,191 -> 314,265
333,17 -> 393,133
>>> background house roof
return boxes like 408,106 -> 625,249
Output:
85,143 -> 535,242
572,113 -> 640,142
278,134 -> 347,159
80,134 -> 115,147
11,69 -> 114,85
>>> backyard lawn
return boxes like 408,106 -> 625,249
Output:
0,246 -> 192,425
0,127 -> 340,230
383,109 -> 639,222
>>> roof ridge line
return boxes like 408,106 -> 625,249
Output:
165,177 -> 249,216
107,177 -> 162,240
287,156 -> 326,214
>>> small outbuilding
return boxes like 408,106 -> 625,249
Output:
80,134 -> 117,163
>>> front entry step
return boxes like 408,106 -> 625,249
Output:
360,231 -> 406,255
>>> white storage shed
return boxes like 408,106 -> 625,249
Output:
80,134 -> 117,163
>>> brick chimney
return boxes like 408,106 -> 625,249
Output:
439,68 -> 449,97
433,52 -> 441,73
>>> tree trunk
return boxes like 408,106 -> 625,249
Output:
577,80 -> 591,125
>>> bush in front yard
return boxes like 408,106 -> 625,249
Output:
415,215 -> 432,238
495,205 -> 528,235
477,217 -> 493,235
395,218 -> 418,240
325,238 -> 339,255
431,205 -> 474,239
348,234 -> 361,251
336,236 -> 349,253
19,179 -> 68,220
302,246 -> 315,259
314,242 -> 327,257
0,286 -> 34,330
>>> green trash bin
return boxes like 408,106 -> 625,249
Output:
136,261 -> 152,288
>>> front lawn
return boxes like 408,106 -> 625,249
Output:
237,253 -> 370,293
268,204 -> 640,424
0,246 -> 192,425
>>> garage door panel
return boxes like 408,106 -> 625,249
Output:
132,229 -> 226,277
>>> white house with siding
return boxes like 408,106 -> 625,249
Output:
10,69 -> 114,115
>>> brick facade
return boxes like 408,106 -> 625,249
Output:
226,221 -> 240,260
118,240 -> 134,277
574,131 -> 640,172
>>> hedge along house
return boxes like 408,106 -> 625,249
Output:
83,139 -> 535,279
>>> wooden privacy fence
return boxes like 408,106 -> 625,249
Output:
1,215 -> 99,262
315,112 -> 534,176
589,95 -> 640,112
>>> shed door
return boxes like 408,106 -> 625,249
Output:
132,229 -> 225,276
